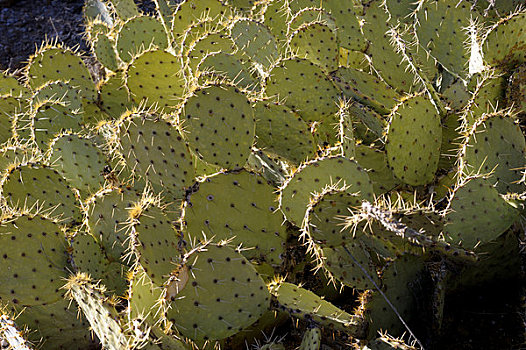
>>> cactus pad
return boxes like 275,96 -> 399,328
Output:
444,176 -> 519,249
385,94 -> 442,186
231,19 -> 279,69
125,50 -> 186,110
280,156 -> 374,226
116,16 -> 169,63
181,84 -> 255,169
0,214 -> 68,306
166,244 -> 270,343
184,170 -> 287,266
482,11 -> 526,68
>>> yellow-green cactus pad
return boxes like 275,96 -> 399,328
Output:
98,72 -> 135,119
231,19 -> 280,69
355,145 -> 401,195
186,31 -> 236,73
0,214 -> 68,306
1,164 -> 83,225
385,94 -> 442,186
268,281 -> 365,334
86,186 -> 142,262
0,96 -> 19,145
463,74 -> 506,127
0,72 -> 28,98
116,15 -> 169,63
184,170 -> 287,266
265,58 -> 340,124
460,111 -> 526,194
415,0 -> 475,78
197,52 -> 258,90
482,11 -> 526,68
181,84 -> 255,169
288,7 -> 336,34
125,50 -> 186,110
118,113 -> 196,198
48,133 -> 107,197
171,0 -> 231,37
254,100 -> 316,164
26,47 -> 96,101
166,244 -> 270,343
129,205 -> 183,286
30,80 -> 83,111
93,33 -> 119,71
444,176 -> 519,249
289,22 -> 339,73
280,156 -> 374,226
332,67 -> 401,115
263,0 -> 291,46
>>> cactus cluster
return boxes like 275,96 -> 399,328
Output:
1,0 -> 526,348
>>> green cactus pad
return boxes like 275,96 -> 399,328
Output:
116,16 -> 169,63
444,176 -> 519,249
197,52 -> 258,90
184,170 -> 287,266
26,47 -> 96,101
1,164 -> 82,225
0,73 -> 28,98
171,0 -> 230,38
265,58 -> 340,124
186,31 -> 236,73
86,186 -> 142,262
0,146 -> 33,176
321,1 -> 366,52
246,149 -> 288,186
438,113 -> 462,170
0,214 -> 68,306
385,94 -> 442,186
65,274 -> 129,349
482,11 -> 526,68
263,0 -> 290,46
118,113 -> 196,198
48,133 -> 107,197
355,145 -> 400,195
299,327 -> 321,350
9,298 -> 97,349
98,72 -> 135,119
130,204 -> 183,286
289,8 -> 336,34
280,156 -> 374,226
125,50 -> 186,110
415,0 -> 474,78
323,241 -> 380,290
254,100 -> 316,164
0,97 -> 18,144
268,281 -> 364,334
361,1 -> 417,93
30,101 -> 84,150
93,33 -> 119,71
463,74 -> 506,127
460,111 -> 526,194
108,0 -> 140,21
71,233 -> 127,295
332,67 -> 401,115
365,254 -> 424,337
231,19 -> 279,69
181,84 -> 255,169
304,189 -> 362,248
128,265 -> 165,323
337,105 -> 356,158
31,80 -> 83,111
166,244 -> 270,343
289,22 -> 339,73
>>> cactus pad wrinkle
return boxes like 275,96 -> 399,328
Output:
184,170 -> 287,266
